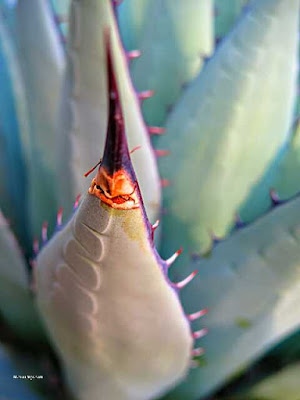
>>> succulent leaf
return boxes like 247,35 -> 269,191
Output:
0,210 -> 45,343
161,194 -> 300,399
118,0 -> 150,52
0,11 -> 31,249
128,0 -> 214,126
36,35 -> 192,400
158,0 -> 300,261
15,0 -> 65,238
56,0 -> 161,224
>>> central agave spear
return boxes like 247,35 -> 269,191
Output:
35,32 -> 205,400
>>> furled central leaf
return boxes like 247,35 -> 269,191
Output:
36,32 -> 192,400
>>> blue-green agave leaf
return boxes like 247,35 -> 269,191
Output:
0,11 -> 30,248
15,0 -> 65,238
118,0 -> 151,52
158,0 -> 299,262
0,210 -> 45,343
129,0 -> 214,126
162,195 -> 300,399
56,0 -> 161,224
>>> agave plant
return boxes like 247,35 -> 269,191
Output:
0,0 -> 300,399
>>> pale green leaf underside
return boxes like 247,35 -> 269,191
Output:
159,0 -> 299,263
162,194 -> 300,399
130,0 -> 214,126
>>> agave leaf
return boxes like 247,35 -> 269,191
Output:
56,0 -> 160,224
0,343 -> 47,400
129,0 -> 214,126
0,11 -> 31,249
162,194 -> 300,399
118,0 -> 151,51
36,39 -> 193,400
15,0 -> 65,238
158,0 -> 299,263
215,0 -> 249,39
0,210 -> 46,343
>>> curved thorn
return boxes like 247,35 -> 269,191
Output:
155,149 -> 170,157
192,347 -> 205,357
138,90 -> 155,101
84,160 -> 102,177
188,309 -> 209,321
210,230 -> 223,246
148,126 -> 166,135
152,219 -> 160,231
74,194 -> 82,210
192,328 -> 208,340
130,145 -> 141,155
127,50 -> 141,60
151,219 -> 160,241
42,221 -> 48,243
173,270 -> 198,289
57,208 -> 63,227
161,179 -> 171,188
234,212 -> 245,229
270,188 -> 280,205
166,247 -> 183,268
